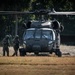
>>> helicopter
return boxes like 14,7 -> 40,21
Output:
19,9 -> 75,57
0,9 -> 75,57
18,9 -> 65,57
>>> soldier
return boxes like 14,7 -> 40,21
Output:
2,35 -> 10,56
12,35 -> 20,56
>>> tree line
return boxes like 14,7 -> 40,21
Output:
0,0 -> 75,41
0,0 -> 75,11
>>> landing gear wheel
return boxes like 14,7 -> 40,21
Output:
49,50 -> 53,54
34,52 -> 39,56
19,48 -> 26,56
55,49 -> 62,57
24,52 -> 26,56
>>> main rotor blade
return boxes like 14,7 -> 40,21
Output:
48,12 -> 75,15
0,11 -> 75,15
0,11 -> 34,15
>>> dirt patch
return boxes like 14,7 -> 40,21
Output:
0,45 -> 75,56
60,45 -> 75,56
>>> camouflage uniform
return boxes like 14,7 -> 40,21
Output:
12,35 -> 20,56
2,35 -> 10,56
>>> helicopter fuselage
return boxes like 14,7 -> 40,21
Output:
19,20 -> 62,56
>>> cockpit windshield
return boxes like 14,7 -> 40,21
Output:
24,30 -> 34,39
23,29 -> 53,40
42,31 -> 53,40
35,29 -> 41,39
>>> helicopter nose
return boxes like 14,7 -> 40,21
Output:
32,45 -> 41,51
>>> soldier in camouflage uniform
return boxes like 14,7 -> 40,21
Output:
2,35 -> 10,56
12,35 -> 20,56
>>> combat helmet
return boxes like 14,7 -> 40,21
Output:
15,35 -> 19,39
5,35 -> 9,39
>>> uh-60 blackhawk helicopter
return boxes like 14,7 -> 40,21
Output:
0,9 -> 75,57
19,9 -> 75,57
20,9 -> 64,57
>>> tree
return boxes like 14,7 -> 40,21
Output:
32,0 -> 53,10
0,0 -> 31,11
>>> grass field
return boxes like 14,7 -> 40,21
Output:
0,57 -> 75,75
0,45 -> 75,75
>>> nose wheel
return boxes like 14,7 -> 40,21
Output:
19,48 -> 26,56
34,52 -> 39,55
